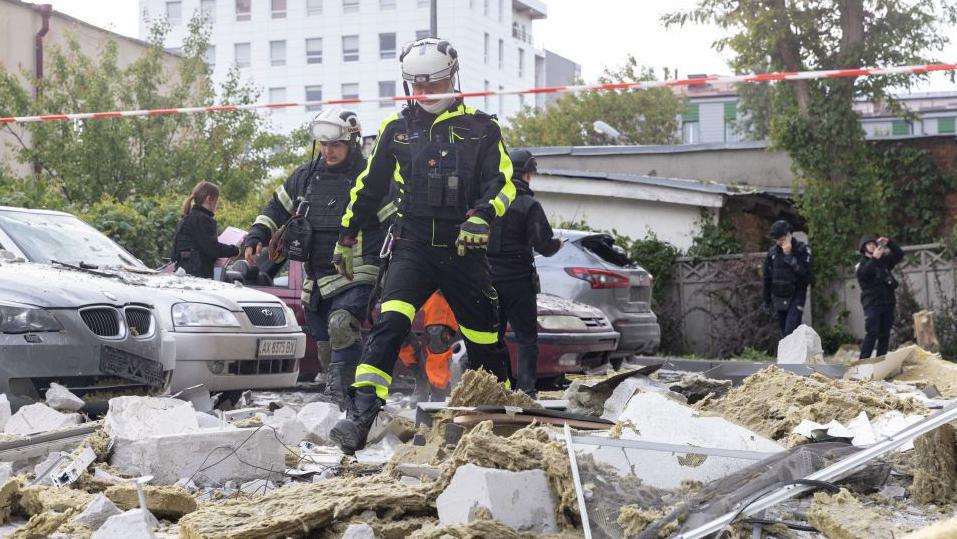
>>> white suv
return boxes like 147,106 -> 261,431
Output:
0,206 -> 306,393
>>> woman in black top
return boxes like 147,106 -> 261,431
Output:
171,181 -> 239,278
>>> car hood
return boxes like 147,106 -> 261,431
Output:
0,262 -> 156,308
537,293 -> 607,319
0,262 -> 282,310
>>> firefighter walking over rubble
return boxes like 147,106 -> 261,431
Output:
330,37 -> 516,454
487,149 -> 562,397
243,108 -> 389,407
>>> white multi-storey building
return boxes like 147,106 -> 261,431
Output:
139,0 -> 554,135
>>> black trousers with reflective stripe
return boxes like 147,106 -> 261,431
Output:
359,239 -> 509,386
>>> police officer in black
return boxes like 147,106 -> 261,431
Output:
243,107 -> 388,406
487,149 -> 561,396
856,235 -> 904,358
330,38 -> 516,454
762,220 -> 812,337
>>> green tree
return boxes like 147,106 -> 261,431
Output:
503,56 -> 683,147
665,0 -> 957,316
0,17 -> 305,206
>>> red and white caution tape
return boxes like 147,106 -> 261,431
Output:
1,62 -> 954,124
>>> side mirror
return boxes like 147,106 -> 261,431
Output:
223,270 -> 246,284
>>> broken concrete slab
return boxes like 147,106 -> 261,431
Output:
46,382 -> 85,412
297,402 -> 343,444
845,345 -> 915,381
592,391 -> 783,490
808,488 -> 900,539
110,427 -> 285,486
239,479 -> 275,495
194,412 -> 224,429
436,464 -> 558,533
0,462 -> 11,485
342,523 -> 377,539
0,394 -> 11,432
4,403 -> 83,435
105,484 -> 198,519
106,396 -> 199,441
73,493 -> 123,531
91,509 -> 159,539
263,405 -> 306,446
776,324 -> 824,364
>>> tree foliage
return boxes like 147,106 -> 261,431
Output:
503,56 -> 683,147
665,0 -> 957,316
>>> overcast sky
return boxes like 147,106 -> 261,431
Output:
46,0 -> 957,92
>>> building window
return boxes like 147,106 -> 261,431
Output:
484,80 -> 490,110
307,0 -> 323,15
498,0 -> 503,21
269,87 -> 286,113
306,38 -> 323,64
682,103 -> 700,144
342,83 -> 359,100
305,85 -> 323,111
483,0 -> 489,16
379,81 -> 396,107
235,0 -> 251,21
518,48 -> 524,77
892,119 -> 912,136
418,0 -> 430,6
416,29 -> 431,40
270,40 -> 286,66
497,39 -> 504,70
342,35 -> 359,62
483,33 -> 490,64
271,0 -> 287,18
204,45 -> 215,69
343,0 -> 359,13
379,33 -> 396,59
519,93 -> 525,108
234,42 -> 250,67
166,1 -> 182,24
938,117 -> 955,134
200,0 -> 216,22
723,102 -> 738,142
380,0 -> 396,9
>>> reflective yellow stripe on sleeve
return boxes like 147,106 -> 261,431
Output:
381,299 -> 416,324
377,201 -> 398,223
489,139 -> 515,217
353,363 -> 392,400
253,215 -> 278,232
342,113 -> 400,229
275,185 -> 295,213
458,324 -> 499,345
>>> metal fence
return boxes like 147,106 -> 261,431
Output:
662,243 -> 955,356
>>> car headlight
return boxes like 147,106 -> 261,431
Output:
171,303 -> 240,327
537,315 -> 587,331
0,305 -> 63,334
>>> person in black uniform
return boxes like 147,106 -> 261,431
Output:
172,181 -> 240,278
330,37 -> 516,454
762,220 -> 812,337
242,107 -> 389,406
856,234 -> 904,358
487,149 -> 561,396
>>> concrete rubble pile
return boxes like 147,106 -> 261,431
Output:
2,343 -> 957,538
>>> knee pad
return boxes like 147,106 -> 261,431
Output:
425,325 -> 454,355
328,309 -> 361,351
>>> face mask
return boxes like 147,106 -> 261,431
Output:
418,96 -> 454,114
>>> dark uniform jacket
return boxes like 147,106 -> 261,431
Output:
339,101 -> 515,246
172,206 -> 239,278
762,238 -> 812,311
245,150 -> 386,303
856,240 -> 904,308
487,180 -> 561,283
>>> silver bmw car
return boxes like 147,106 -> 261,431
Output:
536,230 -> 661,359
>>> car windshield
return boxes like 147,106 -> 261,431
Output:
0,210 -> 147,269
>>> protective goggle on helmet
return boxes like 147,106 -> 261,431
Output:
308,107 -> 361,143
400,38 -> 459,84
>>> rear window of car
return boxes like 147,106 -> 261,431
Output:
579,235 -> 634,268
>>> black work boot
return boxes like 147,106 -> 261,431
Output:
330,386 -> 382,455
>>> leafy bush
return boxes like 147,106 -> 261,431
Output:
686,210 -> 742,258
80,195 -> 181,268
818,324 -> 859,355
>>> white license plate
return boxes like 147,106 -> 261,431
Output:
257,338 -> 297,358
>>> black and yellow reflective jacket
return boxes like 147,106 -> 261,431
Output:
340,102 -> 515,245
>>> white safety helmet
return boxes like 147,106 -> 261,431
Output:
400,38 -> 459,113
308,107 -> 361,144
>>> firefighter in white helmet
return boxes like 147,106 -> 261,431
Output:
243,107 -> 390,407
330,38 -> 516,454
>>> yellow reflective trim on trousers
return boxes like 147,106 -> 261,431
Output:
459,324 -> 499,345
504,379 -> 512,390
253,215 -> 278,232
489,139 -> 515,217
377,201 -> 397,223
381,299 -> 416,324
275,185 -> 295,213
317,265 -> 378,297
353,363 -> 392,400
342,113 -> 400,228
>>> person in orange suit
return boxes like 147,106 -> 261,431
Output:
398,291 -> 458,401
